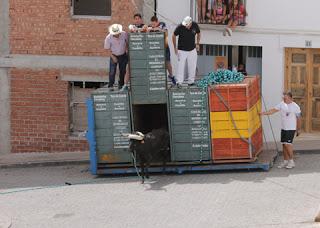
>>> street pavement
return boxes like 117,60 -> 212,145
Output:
1,153 -> 320,228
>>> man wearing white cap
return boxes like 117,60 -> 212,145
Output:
104,24 -> 128,90
172,16 -> 201,88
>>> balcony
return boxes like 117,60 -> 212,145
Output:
194,0 -> 247,26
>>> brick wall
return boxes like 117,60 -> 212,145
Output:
9,0 -> 139,56
9,0 -> 146,153
10,68 -> 89,152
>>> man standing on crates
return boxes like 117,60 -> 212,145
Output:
104,24 -> 128,91
172,16 -> 201,88
260,91 -> 301,169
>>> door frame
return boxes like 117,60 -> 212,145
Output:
285,48 -> 320,133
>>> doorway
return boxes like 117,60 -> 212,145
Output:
285,48 -> 320,133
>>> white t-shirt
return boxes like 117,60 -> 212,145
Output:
275,101 -> 301,130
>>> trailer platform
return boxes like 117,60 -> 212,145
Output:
94,149 -> 278,175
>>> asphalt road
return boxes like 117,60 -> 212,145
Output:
1,153 -> 320,228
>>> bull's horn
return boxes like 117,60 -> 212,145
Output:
135,131 -> 144,137
127,133 -> 144,141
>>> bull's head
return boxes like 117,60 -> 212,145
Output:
122,132 -> 145,153
122,131 -> 144,141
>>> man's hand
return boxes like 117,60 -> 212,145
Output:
111,55 -> 118,63
296,130 -> 300,137
174,48 -> 180,61
174,48 -> 178,56
196,44 -> 200,52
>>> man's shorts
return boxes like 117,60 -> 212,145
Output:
281,130 -> 296,144
166,47 -> 171,62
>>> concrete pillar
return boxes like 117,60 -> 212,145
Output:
0,0 -> 10,55
142,0 -> 155,23
0,69 -> 10,154
0,0 -> 11,154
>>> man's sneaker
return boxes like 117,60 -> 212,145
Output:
188,83 -> 195,87
223,30 -> 227,36
226,28 -> 233,36
168,75 -> 176,85
286,160 -> 295,169
277,160 -> 289,169
176,83 -> 182,89
120,85 -> 129,91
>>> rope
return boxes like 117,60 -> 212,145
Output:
254,101 -> 269,152
131,151 -> 142,180
261,94 -> 280,153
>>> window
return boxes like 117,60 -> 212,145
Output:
199,44 -> 227,56
248,46 -> 262,58
72,0 -> 111,17
69,81 -> 104,137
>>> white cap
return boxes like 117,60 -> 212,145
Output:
182,16 -> 192,26
109,24 -> 123,35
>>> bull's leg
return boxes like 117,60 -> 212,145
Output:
315,211 -> 320,222
140,162 -> 145,184
162,160 -> 167,174
161,149 -> 169,174
145,161 -> 150,179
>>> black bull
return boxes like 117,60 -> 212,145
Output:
128,129 -> 170,183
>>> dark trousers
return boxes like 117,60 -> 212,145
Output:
108,54 -> 128,88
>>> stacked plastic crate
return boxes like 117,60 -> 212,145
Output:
168,88 -> 211,162
91,89 -> 132,164
209,76 -> 263,162
128,32 -> 167,104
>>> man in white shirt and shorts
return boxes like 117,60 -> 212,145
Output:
260,91 -> 301,169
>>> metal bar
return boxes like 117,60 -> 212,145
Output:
86,98 -> 98,175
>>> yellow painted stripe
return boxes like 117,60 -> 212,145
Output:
210,99 -> 262,139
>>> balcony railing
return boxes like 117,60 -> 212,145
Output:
194,0 -> 247,26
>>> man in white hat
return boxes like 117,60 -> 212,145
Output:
104,24 -> 128,90
172,16 -> 201,88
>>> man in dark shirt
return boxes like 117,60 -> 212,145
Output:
172,16 -> 201,87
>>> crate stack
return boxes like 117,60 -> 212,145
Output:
128,32 -> 167,104
91,89 -> 132,164
168,88 -> 211,162
209,76 -> 263,162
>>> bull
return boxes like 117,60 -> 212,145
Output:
124,129 -> 170,183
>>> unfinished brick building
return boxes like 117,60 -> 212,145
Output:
0,0 -> 154,154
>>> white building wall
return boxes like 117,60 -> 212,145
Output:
197,55 -> 216,77
246,0 -> 320,31
157,0 -> 320,142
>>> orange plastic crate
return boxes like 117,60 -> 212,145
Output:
209,76 -> 260,112
212,127 -> 263,160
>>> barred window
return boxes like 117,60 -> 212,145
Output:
69,81 -> 104,137
248,46 -> 262,58
199,44 -> 227,56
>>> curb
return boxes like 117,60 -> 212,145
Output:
0,160 -> 89,169
295,150 -> 320,154
276,150 -> 320,155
